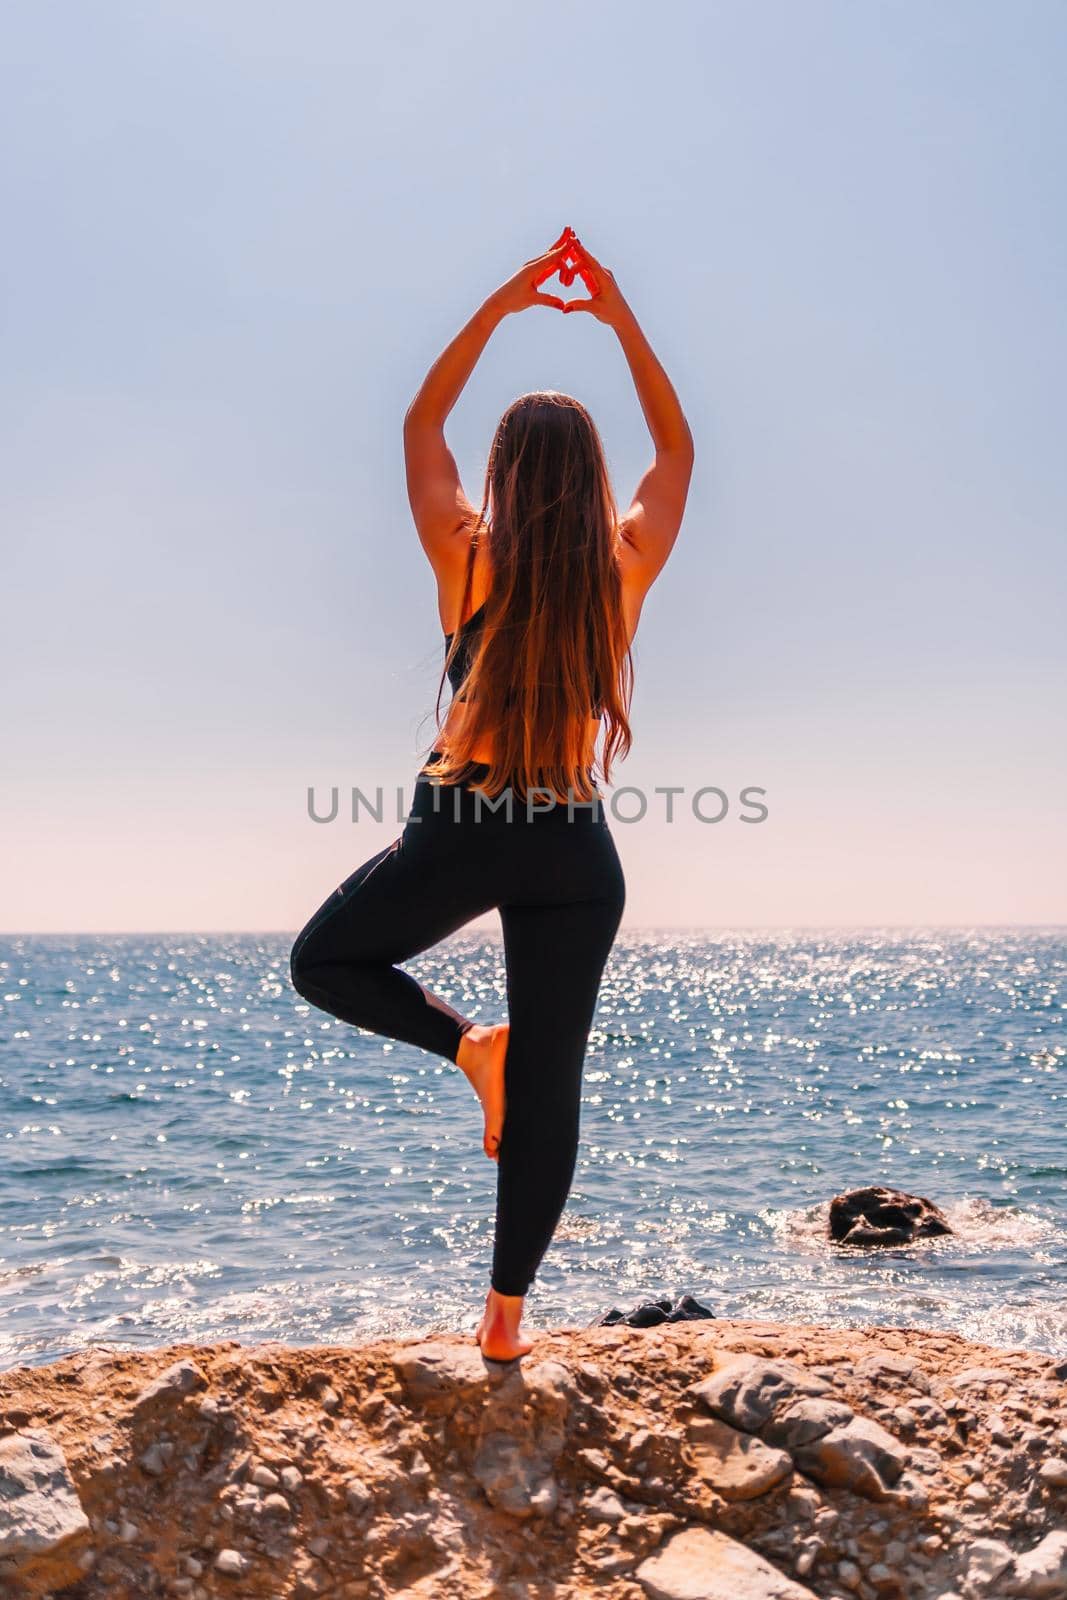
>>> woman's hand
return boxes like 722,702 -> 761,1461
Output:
487,237 -> 577,317
560,236 -> 632,329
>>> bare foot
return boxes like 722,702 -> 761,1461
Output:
476,1288 -> 533,1361
456,1022 -> 509,1161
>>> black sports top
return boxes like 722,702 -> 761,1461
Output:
443,600 -> 606,714
443,600 -> 487,698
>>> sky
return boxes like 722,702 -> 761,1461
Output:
2,0 -> 1065,932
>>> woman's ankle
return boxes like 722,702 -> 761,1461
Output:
486,1286 -> 525,1316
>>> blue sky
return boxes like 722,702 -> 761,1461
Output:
3,0 -> 1065,930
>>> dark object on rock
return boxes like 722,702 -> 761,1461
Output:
594,1293 -> 714,1328
829,1186 -> 953,1248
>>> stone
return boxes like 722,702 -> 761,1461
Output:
796,1545 -> 819,1576
280,1466 -> 303,1490
133,1359 -> 208,1414
585,1486 -> 627,1523
0,1429 -> 90,1559
950,1368 -> 1016,1390
472,1433 -> 558,1519
214,1547 -> 250,1576
792,1415 -> 908,1500
251,1464 -> 279,1488
344,1477 -> 372,1513
1038,1458 -> 1067,1487
763,1399 -> 855,1450
855,1352 -> 932,1393
829,1186 -> 952,1246
262,1494 -> 290,1515
392,1342 -> 491,1408
1014,1530 -> 1067,1595
139,1443 -> 168,1476
691,1354 -> 831,1433
786,1485 -> 822,1520
635,1525 -> 818,1599
687,1416 -> 793,1500
964,1539 -> 1014,1589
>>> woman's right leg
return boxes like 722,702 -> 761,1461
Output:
289,830 -> 497,1064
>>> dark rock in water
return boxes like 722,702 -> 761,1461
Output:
829,1186 -> 952,1248
594,1293 -> 714,1328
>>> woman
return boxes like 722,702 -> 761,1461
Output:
290,228 -> 693,1361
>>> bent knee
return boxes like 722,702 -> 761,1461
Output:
289,933 -> 319,1000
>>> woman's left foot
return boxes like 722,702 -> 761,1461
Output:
456,1022 -> 509,1161
476,1288 -> 532,1361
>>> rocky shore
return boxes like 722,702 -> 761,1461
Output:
2,1319 -> 1066,1600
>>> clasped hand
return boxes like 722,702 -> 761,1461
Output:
489,227 -> 627,327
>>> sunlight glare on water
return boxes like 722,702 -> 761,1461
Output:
0,929 -> 1063,1368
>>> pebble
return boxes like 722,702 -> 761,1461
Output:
139,1443 -> 169,1477
796,1544 -> 820,1576
252,1464 -> 279,1488
585,1486 -> 627,1524
786,1486 -> 822,1520
345,1477 -> 373,1513
214,1548 -> 250,1577
1038,1457 -> 1067,1487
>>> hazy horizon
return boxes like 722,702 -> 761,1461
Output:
3,923 -> 1065,938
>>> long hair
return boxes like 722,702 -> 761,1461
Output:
429,391 -> 633,802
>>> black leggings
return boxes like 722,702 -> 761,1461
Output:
289,756 -> 626,1297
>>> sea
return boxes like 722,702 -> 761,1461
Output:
1,930 -> 1063,1371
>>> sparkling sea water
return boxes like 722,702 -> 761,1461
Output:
1,930 -> 1063,1370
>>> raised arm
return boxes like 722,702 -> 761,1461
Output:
403,238 -> 573,590
564,238 -> 694,603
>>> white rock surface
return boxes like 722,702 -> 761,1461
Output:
214,1547 -> 250,1576
0,1429 -> 90,1559
792,1413 -> 908,1500
1014,1529 -> 1067,1597
391,1341 -> 491,1406
963,1537 -> 1014,1590
687,1415 -> 793,1500
636,1524 -> 818,1600
691,1355 -> 831,1433
133,1359 -> 207,1414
